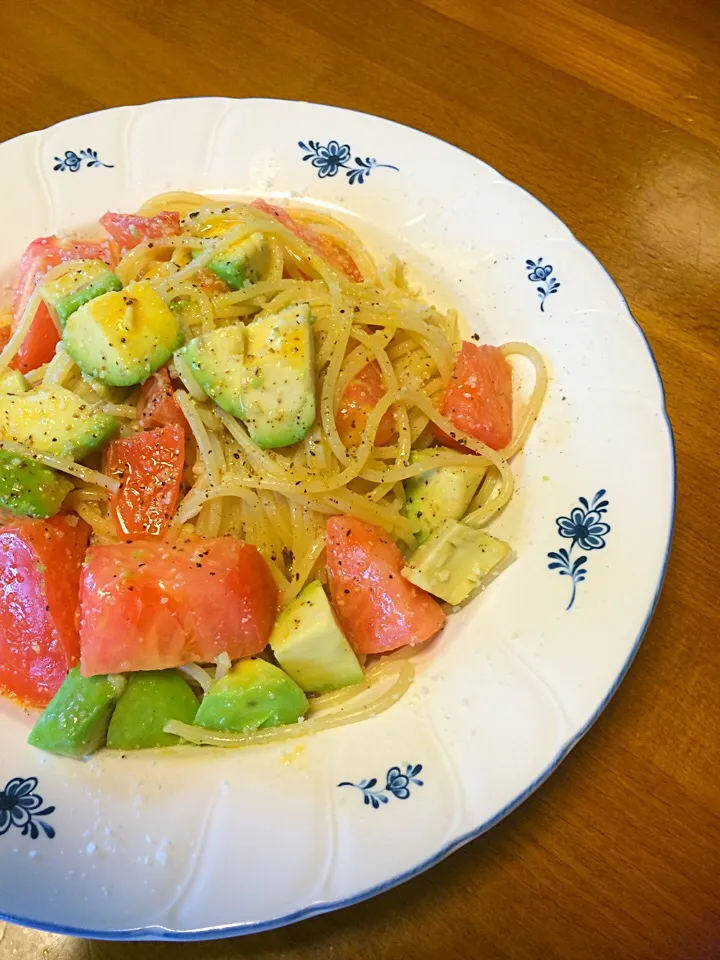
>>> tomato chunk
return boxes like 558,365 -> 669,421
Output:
326,516 -> 445,654
107,425 -> 184,538
80,538 -> 279,675
137,368 -> 187,432
435,343 -> 513,452
10,236 -> 114,373
251,199 -> 362,282
0,517 -> 89,707
336,362 -> 395,448
100,211 -> 181,254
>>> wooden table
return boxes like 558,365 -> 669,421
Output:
1,0 -> 719,957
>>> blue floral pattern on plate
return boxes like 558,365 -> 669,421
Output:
0,777 -> 56,839
548,490 -> 611,610
526,258 -> 560,311
299,140 -> 398,185
338,764 -> 423,808
53,148 -> 114,172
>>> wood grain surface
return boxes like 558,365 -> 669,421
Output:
1,0 -> 719,957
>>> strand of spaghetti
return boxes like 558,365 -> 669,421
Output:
305,672 -> 370,710
174,479 -> 258,526
334,327 -> 395,403
24,364 -> 48,386
369,481 -> 394,502
175,391 -> 221,485
211,279 -> 315,314
178,664 -> 213,694
463,468 -> 514,528
264,286 -> 332,315
350,303 -> 454,381
168,285 -> 214,334
319,283 -> 354,462
137,191 -> 219,215
283,534 -> 326,605
174,477 -> 418,540
0,287 -> 41,370
360,448 -> 489,485
287,208 -> 378,282
75,501 -> 116,543
42,346 -> 76,385
100,403 -> 137,419
500,342 -> 548,459
466,466 -> 499,515
65,487 -> 108,503
196,499 -> 223,537
254,493 -> 287,565
351,326 -> 412,463
267,237 -> 284,283
213,405 -> 312,482
0,440 -> 120,491
315,488 -> 418,543
173,351 -> 206,400
164,660 -> 413,748
258,491 -> 292,548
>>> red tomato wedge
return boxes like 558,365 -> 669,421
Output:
251,199 -> 362,282
336,362 -> 396,448
326,516 -> 445,654
10,236 -> 114,373
106,425 -> 185,538
99,211 -> 181,254
137,368 -> 187,432
0,517 -> 89,707
435,343 -> 513,452
80,538 -> 278,676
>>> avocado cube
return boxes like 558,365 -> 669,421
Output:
179,324 -> 246,418
205,232 -> 271,290
106,670 -> 199,750
0,370 -> 28,395
242,304 -> 316,449
0,386 -> 118,460
28,667 -> 126,759
270,580 -> 364,693
402,450 -> 486,544
194,658 -> 309,733
40,259 -> 123,328
0,449 -> 73,518
402,519 -> 513,606
63,280 -> 183,386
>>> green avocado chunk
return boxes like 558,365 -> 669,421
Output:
63,280 -> 183,386
28,667 -> 126,759
0,385 -> 118,460
179,324 -> 246,419
39,259 -> 123,328
194,658 -> 309,732
402,450 -> 486,544
205,232 -> 271,290
402,518 -> 513,606
0,449 -> 73,518
269,580 -> 364,693
0,370 -> 28,395
242,304 -> 316,449
106,670 -> 199,750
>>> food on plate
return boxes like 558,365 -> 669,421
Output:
0,193 -> 547,756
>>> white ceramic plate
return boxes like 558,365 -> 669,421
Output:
0,98 -> 674,941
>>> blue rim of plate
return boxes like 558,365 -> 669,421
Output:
0,98 -> 676,942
